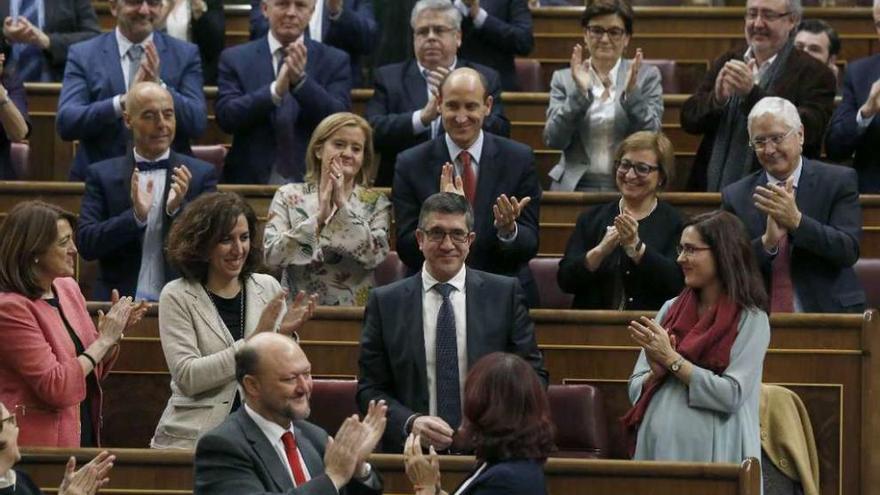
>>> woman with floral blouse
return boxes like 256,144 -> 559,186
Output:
264,113 -> 392,306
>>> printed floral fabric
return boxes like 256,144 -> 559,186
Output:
264,183 -> 392,306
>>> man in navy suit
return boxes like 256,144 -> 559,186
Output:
56,0 -> 206,181
216,0 -> 351,184
77,82 -> 217,301
366,0 -> 510,187
248,0 -> 376,87
455,0 -> 533,91
393,67 -> 541,304
825,4 -> 880,193
357,192 -> 547,452
722,96 -> 865,314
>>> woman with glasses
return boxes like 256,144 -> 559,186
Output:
623,210 -> 769,465
151,192 -> 316,449
0,201 -> 148,448
543,0 -> 663,192
558,131 -> 683,310
264,112 -> 391,306
0,402 -> 116,495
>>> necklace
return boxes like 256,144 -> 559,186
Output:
619,196 -> 658,220
204,284 -> 246,339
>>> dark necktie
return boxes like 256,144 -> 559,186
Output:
12,0 -> 46,81
458,151 -> 476,206
434,282 -> 462,430
272,48 -> 300,181
136,159 -> 171,172
770,181 -> 795,313
280,431 -> 308,486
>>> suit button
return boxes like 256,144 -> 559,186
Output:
628,297 -> 633,302
625,270 -> 631,275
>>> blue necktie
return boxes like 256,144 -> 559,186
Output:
136,159 -> 171,172
12,0 -> 47,81
434,283 -> 462,429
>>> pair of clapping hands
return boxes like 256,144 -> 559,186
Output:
3,16 -> 50,50
596,208 -> 641,254
317,155 -> 349,228
322,400 -> 388,489
254,289 -> 319,338
438,164 -> 530,237
570,45 -> 644,98
274,39 -> 309,98
404,433 -> 449,495
131,165 -> 194,223
753,177 -> 801,251
714,58 -> 756,104
96,289 -> 150,346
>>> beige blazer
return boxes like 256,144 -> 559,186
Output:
150,273 -> 283,449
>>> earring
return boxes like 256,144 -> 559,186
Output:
33,258 -> 39,264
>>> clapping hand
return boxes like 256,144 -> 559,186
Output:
165,165 -> 192,215
569,44 -> 592,95
720,59 -> 754,98
59,451 -> 115,495
3,16 -> 49,49
614,209 -> 639,250
278,290 -> 318,337
130,169 -> 155,223
285,40 -> 308,86
420,66 -> 450,125
439,163 -> 465,196
110,289 -> 149,331
629,316 -> 676,366
492,194 -> 530,236
404,433 -> 444,495
623,48 -> 643,95
324,416 -> 370,489
97,296 -> 134,346
753,178 -> 801,231
355,400 -> 388,469
133,42 -> 161,84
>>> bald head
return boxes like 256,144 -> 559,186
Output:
124,82 -> 176,160
438,67 -> 493,149
440,67 -> 488,101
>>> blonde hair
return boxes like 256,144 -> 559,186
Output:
304,112 -> 376,187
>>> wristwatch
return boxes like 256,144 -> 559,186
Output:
624,240 -> 644,258
669,356 -> 685,373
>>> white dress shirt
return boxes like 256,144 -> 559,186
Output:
743,47 -> 779,85
586,58 -> 621,176
133,148 -> 170,301
244,404 -> 312,486
0,469 -> 16,490
421,264 -> 468,417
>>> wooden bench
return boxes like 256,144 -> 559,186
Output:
93,305 -> 880,495
19,447 -> 762,495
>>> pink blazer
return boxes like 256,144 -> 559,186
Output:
0,277 -> 113,447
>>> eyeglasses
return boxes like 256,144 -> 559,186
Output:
420,228 -> 471,244
615,159 -> 660,177
586,25 -> 627,41
745,9 -> 791,22
120,0 -> 163,6
749,127 -> 797,150
414,25 -> 456,38
676,244 -> 712,257
0,405 -> 24,432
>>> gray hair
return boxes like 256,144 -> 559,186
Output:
410,0 -> 462,30
418,192 -> 474,231
747,97 -> 802,137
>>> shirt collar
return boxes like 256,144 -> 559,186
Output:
416,57 -> 458,78
268,31 -> 305,57
0,469 -> 16,489
245,403 -> 295,444
421,262 -> 467,294
588,57 -> 622,90
115,27 -> 154,58
765,157 -> 803,188
445,130 -> 484,164
133,148 -> 171,164
743,47 -> 778,72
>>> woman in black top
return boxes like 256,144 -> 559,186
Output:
558,131 -> 684,310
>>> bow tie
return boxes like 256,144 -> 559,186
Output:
136,159 -> 171,172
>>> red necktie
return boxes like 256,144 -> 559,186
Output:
459,151 -> 476,205
281,431 -> 308,486
770,233 -> 795,313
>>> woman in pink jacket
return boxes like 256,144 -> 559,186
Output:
0,201 -> 146,447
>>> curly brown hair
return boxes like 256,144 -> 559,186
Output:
462,353 -> 556,463
165,192 -> 262,283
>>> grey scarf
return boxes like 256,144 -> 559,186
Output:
705,40 -> 795,191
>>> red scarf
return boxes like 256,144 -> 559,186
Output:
621,288 -> 742,457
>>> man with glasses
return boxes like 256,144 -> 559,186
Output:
366,0 -> 509,187
215,0 -> 351,184
357,192 -> 547,453
825,1 -> 880,193
721,96 -> 864,314
681,0 -> 835,192
57,0 -> 206,181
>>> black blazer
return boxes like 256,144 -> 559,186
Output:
194,409 -> 382,495
454,460 -> 547,495
392,132 -> 541,302
458,0 -> 534,91
356,269 -> 548,452
558,200 -> 684,310
0,470 -> 43,495
366,58 -> 511,186
721,158 -> 865,313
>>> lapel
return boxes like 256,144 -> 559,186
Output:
403,59 -> 429,108
103,33 -> 126,96
257,36 -> 276,86
473,133 -> 500,234
293,423 -> 324,477
244,275 -> 271,338
402,275 -> 428,398
430,136 -> 453,187
237,411 -> 295,492
747,171 -> 769,236
794,159 -> 816,222
183,280 -> 235,345
463,268 -> 483,367
153,32 -> 169,81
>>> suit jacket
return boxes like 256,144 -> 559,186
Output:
0,0 -> 100,81
543,61 -> 663,191
0,471 -> 42,495
0,69 -> 31,179
720,158 -> 865,313
681,46 -> 836,191
356,269 -> 548,451
826,53 -> 880,193
57,31 -> 207,180
392,132 -> 541,301
459,0 -> 533,91
194,409 -> 382,494
0,278 -> 113,447
76,152 -> 218,300
215,36 -> 351,184
248,0 -> 376,87
453,460 -> 547,495
366,58 -> 511,186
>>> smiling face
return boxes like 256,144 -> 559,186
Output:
316,125 -> 366,183
417,211 -> 474,283
677,226 -> 718,291
583,13 -> 630,65
208,215 -> 250,284
413,9 -> 461,70
745,0 -> 796,60
750,113 -> 803,179
125,84 -> 176,161
111,0 -> 161,44
37,219 -> 78,284
249,339 -> 313,425
615,148 -> 661,203
439,70 -> 493,150
262,0 -> 315,45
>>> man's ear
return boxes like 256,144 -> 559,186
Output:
484,95 -> 493,116
241,375 -> 260,398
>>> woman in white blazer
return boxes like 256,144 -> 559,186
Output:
544,0 -> 663,192
150,192 -> 315,449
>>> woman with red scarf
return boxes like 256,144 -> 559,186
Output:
623,210 -> 769,463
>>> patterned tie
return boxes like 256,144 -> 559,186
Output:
128,44 -> 145,89
12,0 -> 46,81
770,182 -> 795,313
280,431 -> 308,486
434,283 -> 462,430
458,151 -> 476,205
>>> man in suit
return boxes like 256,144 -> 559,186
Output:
1,0 -> 100,81
680,0 -> 836,191
455,0 -> 533,91
357,192 -> 547,452
721,96 -> 865,314
825,3 -> 880,193
366,0 -> 510,187
393,67 -> 540,304
56,0 -> 206,181
77,82 -> 217,301
216,0 -> 351,184
194,332 -> 385,495
249,0 -> 376,87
